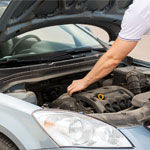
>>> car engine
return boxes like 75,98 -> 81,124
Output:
48,86 -> 133,114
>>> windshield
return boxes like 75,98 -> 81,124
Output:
0,0 -> 10,17
0,24 -> 102,59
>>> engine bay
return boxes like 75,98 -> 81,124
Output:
5,65 -> 150,127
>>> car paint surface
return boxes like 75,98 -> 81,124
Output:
0,93 -> 58,150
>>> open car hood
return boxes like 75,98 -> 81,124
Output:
0,0 -> 133,42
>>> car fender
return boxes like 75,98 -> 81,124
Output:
0,93 -> 58,149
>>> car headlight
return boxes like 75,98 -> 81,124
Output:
33,109 -> 133,148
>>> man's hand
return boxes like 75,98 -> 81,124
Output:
67,79 -> 89,96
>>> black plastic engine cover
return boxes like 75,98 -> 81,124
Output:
113,66 -> 149,94
49,86 -> 134,113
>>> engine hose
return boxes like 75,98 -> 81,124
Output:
126,71 -> 141,94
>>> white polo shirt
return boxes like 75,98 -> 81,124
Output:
119,0 -> 150,41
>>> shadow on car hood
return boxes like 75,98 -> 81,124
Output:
0,0 -> 133,42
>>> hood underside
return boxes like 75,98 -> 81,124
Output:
0,0 -> 133,42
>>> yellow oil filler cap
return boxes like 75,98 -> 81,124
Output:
98,94 -> 105,101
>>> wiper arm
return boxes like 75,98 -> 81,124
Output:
66,46 -> 106,54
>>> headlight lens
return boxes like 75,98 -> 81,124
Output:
33,110 -> 132,148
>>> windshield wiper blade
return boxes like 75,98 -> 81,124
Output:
0,46 -> 106,65
0,51 -> 73,64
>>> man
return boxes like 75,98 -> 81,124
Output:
67,0 -> 150,96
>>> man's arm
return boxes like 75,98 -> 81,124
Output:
67,38 -> 138,96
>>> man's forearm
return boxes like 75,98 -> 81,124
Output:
82,49 -> 120,85
83,38 -> 138,86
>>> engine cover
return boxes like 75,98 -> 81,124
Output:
49,86 -> 134,113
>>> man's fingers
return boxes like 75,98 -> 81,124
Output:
67,85 -> 72,91
68,86 -> 75,96
68,81 -> 76,90
67,88 -> 72,96
67,79 -> 87,96
67,85 -> 75,96
67,84 -> 75,92
69,88 -> 78,97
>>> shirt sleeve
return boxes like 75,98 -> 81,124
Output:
118,8 -> 150,41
